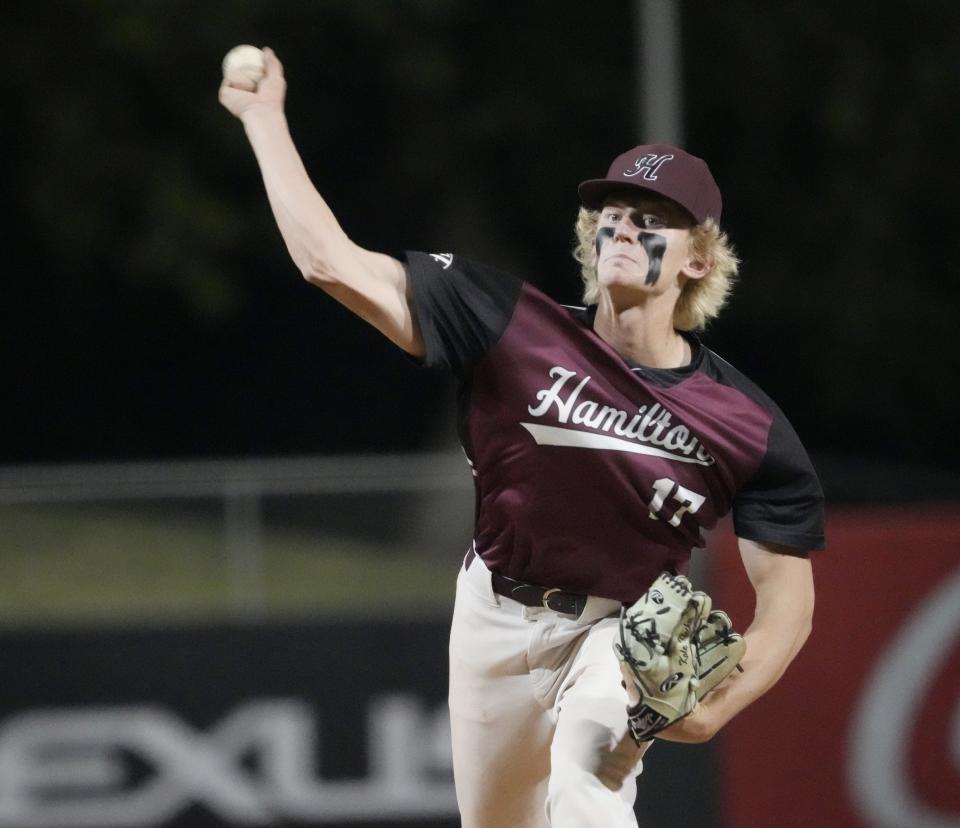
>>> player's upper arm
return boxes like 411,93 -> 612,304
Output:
737,537 -> 815,638
304,242 -> 425,358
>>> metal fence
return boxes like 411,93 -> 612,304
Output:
0,452 -> 475,624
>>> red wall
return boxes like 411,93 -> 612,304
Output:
711,504 -> 960,828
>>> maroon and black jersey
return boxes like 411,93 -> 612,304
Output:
406,251 -> 825,602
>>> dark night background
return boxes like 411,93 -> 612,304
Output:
4,1 -> 959,499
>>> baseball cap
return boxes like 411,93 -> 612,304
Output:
578,144 -> 722,224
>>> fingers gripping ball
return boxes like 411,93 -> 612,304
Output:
222,45 -> 266,91
614,573 -> 742,743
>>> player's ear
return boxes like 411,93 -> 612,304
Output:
678,228 -> 710,282
680,252 -> 711,282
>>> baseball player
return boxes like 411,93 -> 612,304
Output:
220,48 -> 825,828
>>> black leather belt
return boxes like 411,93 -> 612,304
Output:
465,547 -> 588,617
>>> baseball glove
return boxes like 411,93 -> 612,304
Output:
613,572 -> 745,744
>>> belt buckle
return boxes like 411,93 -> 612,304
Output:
541,587 -> 561,610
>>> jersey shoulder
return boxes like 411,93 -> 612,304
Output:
697,346 -> 782,414
699,347 -> 826,552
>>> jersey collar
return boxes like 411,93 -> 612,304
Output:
566,304 -> 704,387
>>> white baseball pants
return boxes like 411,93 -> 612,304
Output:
448,552 -> 649,828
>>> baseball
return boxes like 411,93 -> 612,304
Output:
222,45 -> 265,90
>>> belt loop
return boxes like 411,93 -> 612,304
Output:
464,545 -> 476,571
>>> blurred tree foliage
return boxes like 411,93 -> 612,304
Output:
3,0 -> 957,476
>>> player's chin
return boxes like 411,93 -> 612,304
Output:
597,272 -> 653,301
598,260 -> 649,281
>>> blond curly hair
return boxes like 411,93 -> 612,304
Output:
572,207 -> 740,331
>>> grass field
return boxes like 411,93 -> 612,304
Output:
0,504 -> 457,626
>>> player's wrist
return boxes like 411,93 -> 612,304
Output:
240,103 -> 287,129
656,703 -> 717,743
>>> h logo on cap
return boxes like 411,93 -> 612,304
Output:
623,153 -> 674,182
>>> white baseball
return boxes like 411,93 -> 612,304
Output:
222,45 -> 265,90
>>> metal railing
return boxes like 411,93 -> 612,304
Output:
0,451 -> 475,620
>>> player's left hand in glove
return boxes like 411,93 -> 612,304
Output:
613,572 -> 745,744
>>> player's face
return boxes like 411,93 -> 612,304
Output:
594,194 -> 700,300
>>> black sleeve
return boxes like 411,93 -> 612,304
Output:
732,408 -> 826,554
404,251 -> 522,377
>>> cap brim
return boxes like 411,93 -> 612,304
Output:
578,178 -> 668,210
577,179 -> 700,224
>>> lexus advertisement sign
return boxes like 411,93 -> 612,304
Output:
0,505 -> 955,827
0,619 -> 458,828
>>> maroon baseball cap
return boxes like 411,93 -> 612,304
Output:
578,144 -> 722,224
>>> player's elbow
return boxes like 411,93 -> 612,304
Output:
300,239 -> 367,289
300,255 -> 339,287
288,234 -> 341,286
794,581 -> 815,648
776,601 -> 814,673
794,611 -> 813,655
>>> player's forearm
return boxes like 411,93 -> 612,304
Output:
658,579 -> 813,744
235,103 -> 421,355
240,108 -> 360,284
657,620 -> 810,744
705,604 -> 811,721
